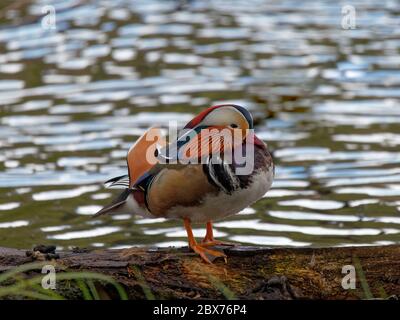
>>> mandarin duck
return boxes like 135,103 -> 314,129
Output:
95,104 -> 274,263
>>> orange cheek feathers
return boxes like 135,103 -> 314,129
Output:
179,127 -> 248,161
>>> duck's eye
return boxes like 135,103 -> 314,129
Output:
230,123 -> 238,128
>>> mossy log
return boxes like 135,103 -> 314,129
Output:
0,245 -> 399,299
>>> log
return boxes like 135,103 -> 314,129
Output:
0,245 -> 399,299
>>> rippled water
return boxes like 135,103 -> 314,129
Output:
0,0 -> 400,250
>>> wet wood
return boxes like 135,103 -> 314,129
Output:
0,245 -> 399,299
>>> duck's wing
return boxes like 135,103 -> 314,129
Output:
129,127 -> 200,190
95,128 -> 166,217
145,163 -> 219,217
102,127 -> 165,189
126,127 -> 166,187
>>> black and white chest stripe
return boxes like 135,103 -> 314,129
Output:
203,156 -> 241,194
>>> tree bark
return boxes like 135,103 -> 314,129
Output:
0,245 -> 399,299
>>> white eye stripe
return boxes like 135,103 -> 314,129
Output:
202,106 -> 246,126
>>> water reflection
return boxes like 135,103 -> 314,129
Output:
0,0 -> 399,249
48,227 -> 121,240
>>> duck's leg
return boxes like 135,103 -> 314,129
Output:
183,218 -> 226,264
201,221 -> 235,247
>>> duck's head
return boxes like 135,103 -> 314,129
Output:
177,104 -> 261,161
184,104 -> 253,132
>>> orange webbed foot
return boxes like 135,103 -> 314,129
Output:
184,218 -> 227,264
201,239 -> 236,247
201,221 -> 236,247
190,243 -> 227,264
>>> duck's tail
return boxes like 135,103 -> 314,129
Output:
93,188 -> 134,217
